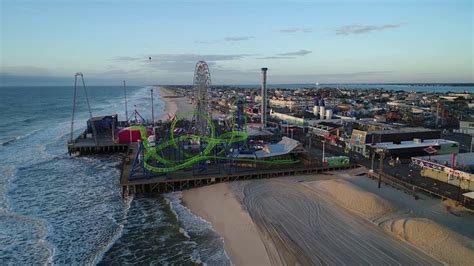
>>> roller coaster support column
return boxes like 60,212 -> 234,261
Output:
129,140 -> 145,180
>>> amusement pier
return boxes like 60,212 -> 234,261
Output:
67,61 -> 473,210
67,63 -> 354,197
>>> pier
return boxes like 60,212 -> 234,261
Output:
67,137 -> 129,155
68,72 -> 131,156
119,147 -> 357,197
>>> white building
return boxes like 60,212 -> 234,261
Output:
458,118 -> 474,135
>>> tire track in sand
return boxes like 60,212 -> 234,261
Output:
240,179 -> 440,265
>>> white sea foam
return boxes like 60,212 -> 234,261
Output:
179,227 -> 191,238
0,86 -> 170,264
0,128 -> 42,147
163,192 -> 232,265
91,223 -> 125,265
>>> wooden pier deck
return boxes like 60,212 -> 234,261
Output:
68,137 -> 129,155
119,148 -> 358,197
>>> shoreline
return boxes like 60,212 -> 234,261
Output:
157,86 -> 271,264
181,183 -> 271,266
156,86 -> 271,264
156,86 -> 194,121
160,89 -> 377,263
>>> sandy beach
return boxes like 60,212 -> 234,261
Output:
182,183 -> 271,266
182,167 -> 474,265
156,86 -> 194,121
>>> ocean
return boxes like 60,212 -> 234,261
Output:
0,86 -> 230,265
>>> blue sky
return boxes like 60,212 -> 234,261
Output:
1,0 -> 473,85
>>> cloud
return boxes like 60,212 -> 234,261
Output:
0,72 -> 145,86
334,24 -> 400,35
111,56 -> 143,61
111,53 -> 252,72
277,49 -> 312,56
88,68 -> 143,77
195,40 -> 219,44
105,53 -> 262,84
0,65 -> 52,76
195,36 -> 254,44
257,56 -> 294,60
277,27 -> 312,33
0,73 -> 72,86
224,36 -> 254,41
139,53 -> 252,73
257,50 -> 312,60
148,53 -> 251,62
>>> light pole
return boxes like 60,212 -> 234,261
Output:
322,140 -> 326,163
307,133 -> 312,153
112,114 -> 116,142
376,147 -> 386,188
408,166 -> 416,193
151,88 -> 155,125
123,80 -> 128,122
371,150 -> 375,171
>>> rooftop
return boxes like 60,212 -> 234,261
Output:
255,137 -> 303,158
368,127 -> 440,135
271,107 -> 293,114
246,127 -> 274,137
415,152 -> 474,167
318,121 -> 343,128
293,111 -> 317,119
460,116 -> 474,123
371,139 -> 458,150
354,120 -> 393,129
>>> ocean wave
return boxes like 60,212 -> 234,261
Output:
165,192 -> 180,220
0,210 -> 55,264
20,117 -> 37,124
91,223 -> 125,265
0,128 -> 42,147
0,138 -> 15,146
2,146 -> 126,264
0,85 -> 166,264
0,164 -> 18,211
163,192 -> 232,265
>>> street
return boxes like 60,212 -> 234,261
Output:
291,132 -> 473,209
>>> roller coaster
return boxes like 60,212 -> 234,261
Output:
128,61 -> 299,179
129,110 -> 300,178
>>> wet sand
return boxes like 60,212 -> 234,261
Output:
182,183 -> 271,266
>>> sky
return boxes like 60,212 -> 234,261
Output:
0,0 -> 473,86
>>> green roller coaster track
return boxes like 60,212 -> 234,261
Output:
129,111 -> 300,173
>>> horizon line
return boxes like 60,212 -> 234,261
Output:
1,82 -> 473,87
